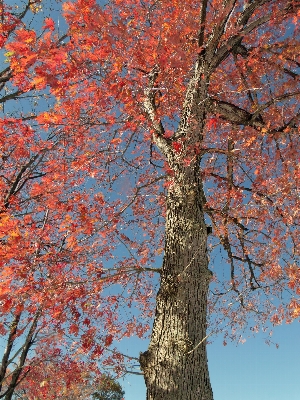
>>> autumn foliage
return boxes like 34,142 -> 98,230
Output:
0,0 -> 300,398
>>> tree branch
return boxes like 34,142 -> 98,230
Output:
198,0 -> 208,48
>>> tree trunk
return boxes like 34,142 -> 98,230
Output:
140,163 -> 213,400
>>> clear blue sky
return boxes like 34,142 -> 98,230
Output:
118,321 -> 300,399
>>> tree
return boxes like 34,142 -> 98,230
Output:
12,362 -> 124,400
91,375 -> 124,400
1,0 -> 300,399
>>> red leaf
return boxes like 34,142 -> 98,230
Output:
206,118 -> 218,130
104,334 -> 113,347
172,141 -> 182,153
43,18 -> 55,31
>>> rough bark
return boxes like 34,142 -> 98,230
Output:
140,163 -> 213,400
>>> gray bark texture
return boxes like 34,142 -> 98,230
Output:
139,164 -> 213,400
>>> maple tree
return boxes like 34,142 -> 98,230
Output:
0,0 -> 300,399
13,361 -> 124,400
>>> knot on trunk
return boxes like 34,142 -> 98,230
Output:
139,350 -> 154,373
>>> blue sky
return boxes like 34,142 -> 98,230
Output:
119,320 -> 300,399
1,2 -> 299,400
